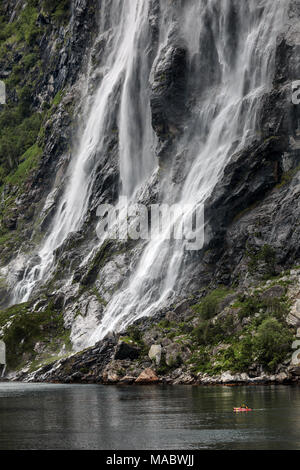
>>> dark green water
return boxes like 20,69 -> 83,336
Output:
0,383 -> 299,450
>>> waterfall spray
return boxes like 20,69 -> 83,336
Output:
12,0 -> 287,348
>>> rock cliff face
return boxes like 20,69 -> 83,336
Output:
0,0 -> 299,381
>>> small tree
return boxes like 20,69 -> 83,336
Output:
254,318 -> 293,372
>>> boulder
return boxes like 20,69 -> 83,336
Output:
142,327 -> 162,346
148,344 -> 162,365
287,299 -> 300,326
104,372 -> 119,384
135,368 -> 159,384
260,285 -> 285,300
220,372 -> 236,383
240,373 -> 250,382
173,300 -> 190,316
173,373 -> 195,385
165,311 -> 177,322
165,343 -> 182,367
289,366 -> 300,377
120,376 -> 136,384
275,372 -> 290,384
114,342 -> 140,361
161,337 -> 172,347
71,372 -> 84,381
101,362 -> 121,384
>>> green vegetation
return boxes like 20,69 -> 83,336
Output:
0,1 -> 47,187
0,0 -> 72,260
156,352 -> 183,375
0,0 -> 72,184
189,287 -> 293,374
42,0 -> 71,24
126,325 -> 143,344
0,301 -> 71,370
80,241 -> 115,286
253,317 -> 293,372
192,287 -> 233,320
5,143 -> 43,186
0,1 -> 40,45
142,282 -> 295,377
277,164 -> 300,189
247,244 -> 277,278
0,103 -> 43,179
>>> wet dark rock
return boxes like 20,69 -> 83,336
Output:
22,337 -> 117,384
71,371 -> 84,381
3,216 -> 17,231
114,342 -> 140,361
205,137 -> 286,247
191,10 -> 221,94
2,0 -> 300,385
150,44 -> 188,140
173,300 -> 191,317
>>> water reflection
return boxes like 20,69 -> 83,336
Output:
0,383 -> 299,449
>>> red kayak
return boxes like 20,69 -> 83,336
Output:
233,407 -> 252,412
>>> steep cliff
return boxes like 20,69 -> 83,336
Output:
0,0 -> 299,381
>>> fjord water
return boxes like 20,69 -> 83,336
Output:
13,1 -> 287,344
0,383 -> 300,450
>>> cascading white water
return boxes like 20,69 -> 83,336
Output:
13,0 -> 156,302
89,0 -> 287,344
13,0 -> 287,347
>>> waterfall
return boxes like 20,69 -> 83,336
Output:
12,0 -> 287,347
89,0 -> 287,344
13,0 -> 156,302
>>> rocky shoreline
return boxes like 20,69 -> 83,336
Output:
11,367 -> 300,387
0,1 -> 299,387
10,270 -> 300,387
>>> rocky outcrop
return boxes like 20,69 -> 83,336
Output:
114,341 -> 140,361
11,268 -> 300,385
0,0 -> 100,271
150,44 -> 188,140
135,368 -> 159,384
1,0 -> 300,381
148,344 -> 162,365
205,137 -> 286,246
15,336 -> 117,384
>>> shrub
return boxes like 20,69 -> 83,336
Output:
247,244 -> 277,277
42,0 -> 71,24
126,325 -> 142,343
0,110 -> 43,173
253,317 -> 293,372
193,287 -> 232,320
0,302 -> 70,370
238,295 -> 261,320
193,320 -> 225,346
